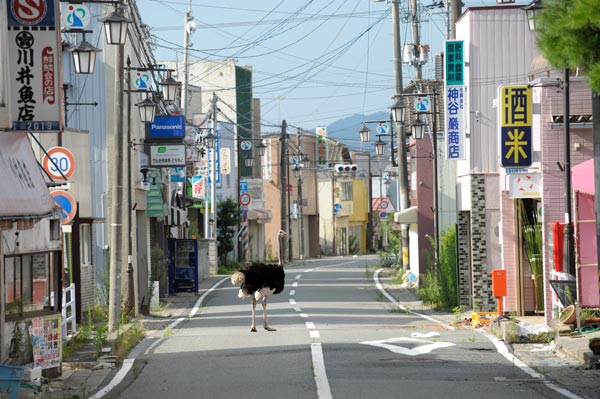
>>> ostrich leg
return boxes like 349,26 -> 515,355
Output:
262,297 -> 276,331
250,298 -> 258,332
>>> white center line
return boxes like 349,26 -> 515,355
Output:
306,322 -> 315,329
289,299 -> 297,305
293,307 -> 302,313
292,282 -> 298,287
289,290 -> 296,296
310,330 -> 321,339
311,343 -> 333,399
299,313 -> 308,318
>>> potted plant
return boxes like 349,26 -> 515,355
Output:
589,337 -> 600,355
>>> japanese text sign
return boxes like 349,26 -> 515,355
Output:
316,127 -> 328,168
444,39 -> 466,161
7,0 -> 61,132
499,85 -> 532,168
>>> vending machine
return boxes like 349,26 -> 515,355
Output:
168,239 -> 198,294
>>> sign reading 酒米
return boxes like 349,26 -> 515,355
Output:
148,115 -> 185,139
149,144 -> 186,166
444,40 -> 465,160
7,0 -> 62,132
499,84 -> 532,168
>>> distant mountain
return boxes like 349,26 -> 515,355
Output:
326,111 -> 390,151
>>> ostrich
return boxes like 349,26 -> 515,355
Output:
231,230 -> 287,332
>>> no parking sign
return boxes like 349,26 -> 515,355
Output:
42,147 -> 76,181
51,190 -> 77,224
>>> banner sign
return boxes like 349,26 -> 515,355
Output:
149,144 -> 186,166
191,175 -> 205,199
444,40 -> 466,160
148,115 -> 185,139
508,173 -> 541,198
316,127 -> 328,168
499,85 -> 532,168
7,0 -> 61,132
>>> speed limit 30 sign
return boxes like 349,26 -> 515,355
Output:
42,147 -> 76,181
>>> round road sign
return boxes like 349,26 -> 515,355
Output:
381,200 -> 388,209
51,190 -> 77,224
240,193 -> 251,206
42,147 -> 76,181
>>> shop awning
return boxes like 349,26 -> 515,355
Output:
0,132 -> 56,219
572,158 -> 595,195
394,206 -> 418,224
248,209 -> 272,223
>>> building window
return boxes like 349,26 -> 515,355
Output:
341,181 -> 353,201
4,253 -> 56,316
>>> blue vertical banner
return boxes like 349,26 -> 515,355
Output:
499,85 -> 532,168
444,40 -> 466,160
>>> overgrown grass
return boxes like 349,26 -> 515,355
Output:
416,227 -> 458,311
113,323 -> 146,363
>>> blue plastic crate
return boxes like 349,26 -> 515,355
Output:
0,364 -> 25,399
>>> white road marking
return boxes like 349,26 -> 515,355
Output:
295,274 -> 302,280
292,282 -> 298,287
361,337 -> 455,356
311,343 -> 333,399
299,313 -> 308,318
293,307 -> 302,313
306,322 -> 315,329
290,290 -> 296,296
310,330 -> 321,339
373,268 -> 585,399
289,299 -> 297,305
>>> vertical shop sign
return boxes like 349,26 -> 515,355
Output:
7,0 -> 61,132
316,127 -> 328,168
445,40 -> 465,160
499,85 -> 532,168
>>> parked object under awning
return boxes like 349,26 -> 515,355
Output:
572,158 -> 594,195
394,206 -> 418,224
0,132 -> 55,219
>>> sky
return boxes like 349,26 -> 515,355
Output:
137,0 -> 533,137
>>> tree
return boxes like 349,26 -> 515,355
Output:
536,0 -> 600,273
216,197 -> 242,267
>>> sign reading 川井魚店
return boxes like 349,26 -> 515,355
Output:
499,85 -> 532,168
444,40 -> 465,160
7,0 -> 62,132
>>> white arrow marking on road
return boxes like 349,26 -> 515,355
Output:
361,337 -> 455,356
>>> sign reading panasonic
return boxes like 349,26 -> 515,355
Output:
148,115 -> 185,138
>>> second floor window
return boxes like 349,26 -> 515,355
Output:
341,181 -> 353,201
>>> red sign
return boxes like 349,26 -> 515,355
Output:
286,184 -> 292,193
240,193 -> 251,206
42,146 -> 75,180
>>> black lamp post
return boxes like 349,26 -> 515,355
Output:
136,96 -> 157,123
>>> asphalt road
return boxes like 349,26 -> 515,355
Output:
109,256 -> 573,399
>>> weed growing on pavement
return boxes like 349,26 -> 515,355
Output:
113,322 -> 146,363
163,327 -> 173,337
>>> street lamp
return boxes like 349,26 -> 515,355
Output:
244,154 -> 255,168
411,115 -> 426,140
136,96 -> 157,123
390,95 -> 406,125
359,124 -> 371,143
68,33 -> 102,74
101,9 -> 130,45
522,0 -> 543,32
160,72 -> 181,103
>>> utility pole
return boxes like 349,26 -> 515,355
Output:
210,92 -> 217,239
409,0 -> 422,80
297,131 -> 305,260
280,120 -> 288,263
181,4 -> 194,237
449,0 -> 462,39
392,0 -> 410,271
108,6 -> 125,333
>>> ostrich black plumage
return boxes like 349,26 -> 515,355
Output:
231,230 -> 287,332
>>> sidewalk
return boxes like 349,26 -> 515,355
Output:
18,275 -> 228,399
19,269 -> 600,399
